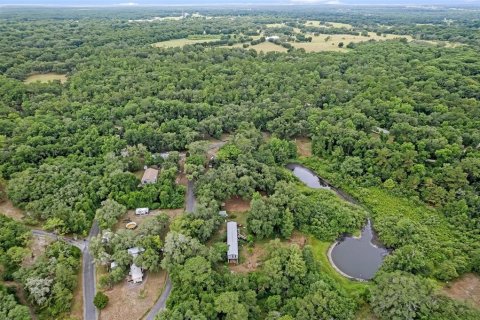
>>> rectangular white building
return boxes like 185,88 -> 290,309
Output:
227,221 -> 238,264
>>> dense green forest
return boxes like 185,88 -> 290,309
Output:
0,5 -> 480,320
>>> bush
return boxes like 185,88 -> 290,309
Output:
93,292 -> 109,310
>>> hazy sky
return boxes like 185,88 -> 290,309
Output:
1,0 -> 479,6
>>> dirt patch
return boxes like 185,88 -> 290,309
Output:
295,137 -> 312,157
22,234 -> 52,267
114,209 -> 182,233
176,172 -> 188,186
288,231 -> 307,248
24,73 -> 67,84
230,243 -> 266,274
100,271 -> 167,320
224,196 -> 251,213
0,200 -> 24,221
443,273 -> 480,308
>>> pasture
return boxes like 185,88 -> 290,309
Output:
292,32 -> 414,52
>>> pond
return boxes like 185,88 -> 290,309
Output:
330,220 -> 389,280
286,163 -> 330,189
286,163 -> 389,280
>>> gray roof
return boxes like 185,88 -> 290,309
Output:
227,221 -> 238,257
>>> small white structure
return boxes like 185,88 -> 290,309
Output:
141,168 -> 159,185
159,152 -> 170,160
135,208 -> 150,215
127,247 -> 145,283
110,261 -> 118,270
266,36 -> 280,42
227,221 -> 239,264
127,247 -> 145,257
219,211 -> 228,218
130,264 -> 143,283
372,127 -> 390,135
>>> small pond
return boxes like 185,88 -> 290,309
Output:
286,163 -> 330,189
330,220 -> 389,280
286,163 -> 389,280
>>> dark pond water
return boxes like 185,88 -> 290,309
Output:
331,220 -> 389,280
286,163 -> 388,280
286,163 -> 330,189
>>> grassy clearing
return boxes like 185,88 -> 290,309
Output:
293,32 -> 414,52
152,38 -> 220,48
24,73 -> 67,84
266,23 -> 285,28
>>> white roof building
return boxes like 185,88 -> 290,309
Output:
127,247 -> 145,258
130,264 -> 143,283
227,221 -> 238,264
141,168 -> 159,185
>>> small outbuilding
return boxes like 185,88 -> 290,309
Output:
227,221 -> 239,264
266,36 -> 280,42
141,168 -> 159,185
130,264 -> 144,283
219,211 -> 228,218
135,208 -> 149,215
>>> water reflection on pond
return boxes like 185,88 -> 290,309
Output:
330,220 -> 389,280
287,163 -> 330,189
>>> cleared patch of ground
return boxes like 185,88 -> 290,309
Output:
0,200 -> 24,221
235,41 -> 288,53
99,270 -> 167,320
114,209 -> 183,233
230,232 -> 307,274
292,32 -> 414,52
22,234 -> 52,267
325,21 -> 353,29
152,38 -> 220,48
443,273 -> 480,308
224,196 -> 251,213
295,137 -> 312,157
24,73 -> 67,84
230,242 -> 266,274
266,23 -> 285,28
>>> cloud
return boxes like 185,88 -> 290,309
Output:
118,2 -> 138,5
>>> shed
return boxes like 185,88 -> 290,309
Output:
227,221 -> 239,264
127,247 -> 145,258
219,211 -> 228,218
141,168 -> 159,185
130,264 -> 143,283
135,208 -> 149,215
266,36 -> 280,42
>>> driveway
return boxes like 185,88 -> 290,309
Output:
144,276 -> 172,320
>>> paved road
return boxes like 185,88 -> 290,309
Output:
185,179 -> 196,213
144,276 -> 172,320
31,229 -> 86,251
83,221 -> 99,320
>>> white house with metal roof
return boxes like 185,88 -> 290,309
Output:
227,221 -> 239,264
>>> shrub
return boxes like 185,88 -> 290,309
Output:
93,292 -> 109,310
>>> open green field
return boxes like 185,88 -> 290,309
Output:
24,73 -> 67,84
223,41 -> 288,53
